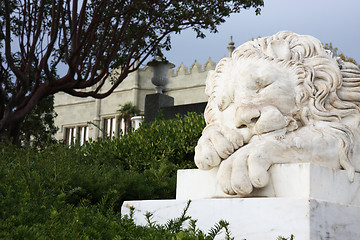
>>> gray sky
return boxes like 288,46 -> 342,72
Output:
164,0 -> 360,69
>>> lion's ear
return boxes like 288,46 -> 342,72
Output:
268,40 -> 292,61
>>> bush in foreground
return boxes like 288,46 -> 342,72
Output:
0,113 -> 205,238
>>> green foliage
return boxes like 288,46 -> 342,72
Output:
0,141 -> 232,239
118,102 -> 140,120
323,42 -> 359,66
0,198 -> 236,239
136,200 -> 236,240
0,112 -> 205,238
84,112 -> 205,171
0,141 -> 175,238
277,235 -> 295,240
118,102 -> 141,134
19,95 -> 58,148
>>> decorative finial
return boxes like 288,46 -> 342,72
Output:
227,36 -> 235,57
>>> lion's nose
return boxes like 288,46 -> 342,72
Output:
235,106 -> 260,128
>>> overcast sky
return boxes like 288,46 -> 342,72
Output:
163,0 -> 360,69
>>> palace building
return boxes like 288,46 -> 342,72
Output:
54,39 -> 235,144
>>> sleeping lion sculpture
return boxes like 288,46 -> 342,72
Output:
194,31 -> 360,196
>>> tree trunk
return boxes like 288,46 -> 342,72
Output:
125,118 -> 131,134
0,118 -> 24,145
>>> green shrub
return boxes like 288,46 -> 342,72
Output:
0,197 -> 235,239
83,112 -> 205,171
0,139 -> 225,239
0,112 -> 206,238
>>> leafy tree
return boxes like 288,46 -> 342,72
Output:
19,95 -> 58,147
0,0 -> 263,144
118,102 -> 140,134
323,42 -> 359,66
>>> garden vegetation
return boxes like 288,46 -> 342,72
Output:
0,113 -> 294,239
0,113 -> 206,239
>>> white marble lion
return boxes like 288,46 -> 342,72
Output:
194,31 -> 360,196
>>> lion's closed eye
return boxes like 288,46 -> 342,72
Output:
256,82 -> 273,93
247,76 -> 272,91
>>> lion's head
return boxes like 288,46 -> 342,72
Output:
201,31 -> 360,177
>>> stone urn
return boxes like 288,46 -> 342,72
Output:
147,56 -> 175,94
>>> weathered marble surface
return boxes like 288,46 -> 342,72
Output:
121,197 -> 360,240
177,163 -> 360,205
194,31 -> 360,196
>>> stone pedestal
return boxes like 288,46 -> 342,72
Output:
176,163 -> 360,205
122,198 -> 360,240
144,93 -> 174,122
121,164 -> 360,239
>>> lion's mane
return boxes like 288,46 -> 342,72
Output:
204,31 -> 360,177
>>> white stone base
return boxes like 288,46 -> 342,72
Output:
176,163 -> 360,206
121,198 -> 360,240
121,164 -> 360,239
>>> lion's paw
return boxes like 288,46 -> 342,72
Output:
194,125 -> 244,170
217,144 -> 272,195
